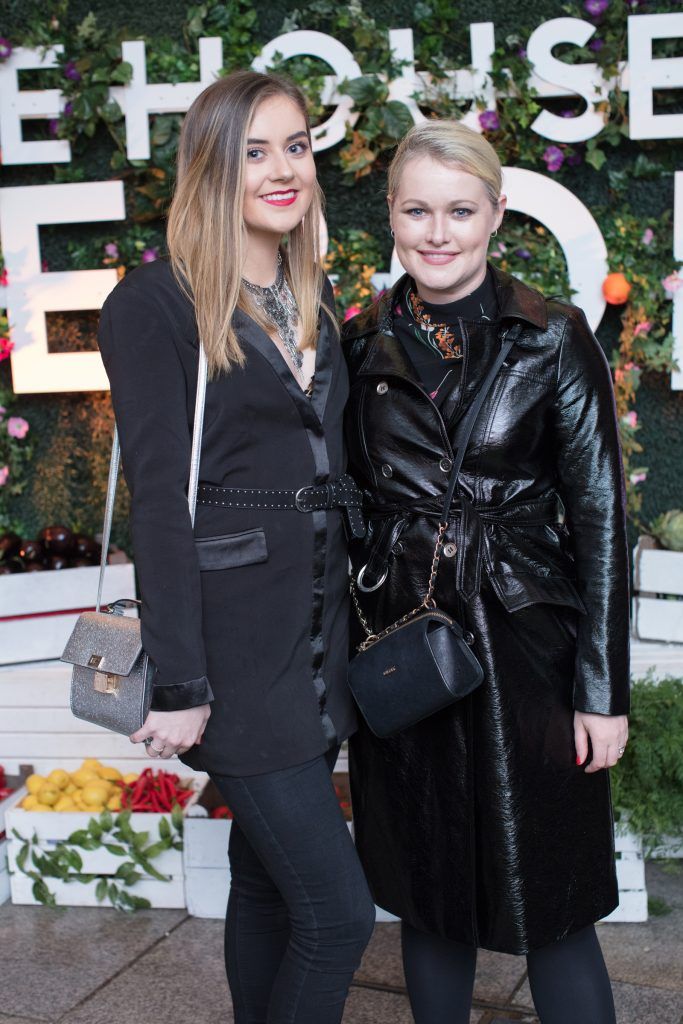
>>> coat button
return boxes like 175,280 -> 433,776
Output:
392,541 -> 404,556
376,381 -> 389,395
439,457 -> 453,473
443,542 -> 457,558
381,464 -> 393,478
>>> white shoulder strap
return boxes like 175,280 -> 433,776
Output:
95,343 -> 208,612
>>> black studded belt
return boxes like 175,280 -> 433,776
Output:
197,475 -> 366,539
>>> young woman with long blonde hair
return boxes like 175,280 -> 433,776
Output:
98,70 -> 374,1024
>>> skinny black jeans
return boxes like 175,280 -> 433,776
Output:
210,747 -> 375,1024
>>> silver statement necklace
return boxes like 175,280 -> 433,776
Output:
242,252 -> 303,372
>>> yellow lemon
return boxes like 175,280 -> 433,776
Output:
81,782 -> 111,807
81,758 -> 105,773
47,768 -> 70,790
71,768 -> 100,789
64,782 -> 78,795
22,794 -> 40,810
99,766 -> 122,782
32,803 -> 53,812
37,784 -> 60,807
25,774 -> 46,795
123,772 -> 139,785
85,803 -> 105,815
54,795 -> 77,812
107,793 -> 122,811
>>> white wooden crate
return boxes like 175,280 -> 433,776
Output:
632,539 -> 683,644
4,786 -> 190,908
0,658 -> 209,779
0,563 -> 137,665
602,827 -> 648,923
184,813 -> 397,923
0,839 -> 9,905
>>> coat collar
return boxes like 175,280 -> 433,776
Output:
343,264 -> 548,347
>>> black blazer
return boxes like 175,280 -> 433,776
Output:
98,258 -> 357,775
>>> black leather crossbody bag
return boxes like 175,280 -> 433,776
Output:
348,326 -> 519,738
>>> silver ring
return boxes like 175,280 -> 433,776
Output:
145,739 -> 164,754
618,745 -> 626,755
356,564 -> 388,593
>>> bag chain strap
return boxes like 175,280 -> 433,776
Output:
352,521 -> 448,651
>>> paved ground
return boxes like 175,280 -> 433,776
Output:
1,862 -> 681,1023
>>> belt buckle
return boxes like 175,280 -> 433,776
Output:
295,486 -> 314,512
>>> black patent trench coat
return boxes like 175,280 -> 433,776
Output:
342,267 -> 630,954
98,259 -> 357,777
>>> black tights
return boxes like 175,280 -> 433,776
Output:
402,921 -> 616,1024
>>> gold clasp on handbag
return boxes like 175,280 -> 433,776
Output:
93,672 -> 120,694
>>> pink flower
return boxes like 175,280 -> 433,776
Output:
344,305 -> 362,322
0,338 -> 13,362
542,146 -> 565,172
141,247 -> 159,263
629,471 -> 647,485
0,268 -> 7,286
662,271 -> 683,298
7,416 -> 29,439
478,110 -> 500,132
0,466 -> 8,486
0,38 -> 12,60
633,321 -> 651,337
622,411 -> 638,428
104,242 -> 119,259
641,228 -> 654,246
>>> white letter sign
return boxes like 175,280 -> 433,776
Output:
628,12 -> 683,140
0,182 -> 125,393
0,46 -> 71,165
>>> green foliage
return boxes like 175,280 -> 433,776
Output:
12,807 -> 184,912
612,675 -> 683,853
0,386 -> 34,533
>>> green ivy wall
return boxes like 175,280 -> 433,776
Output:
1,0 -> 681,550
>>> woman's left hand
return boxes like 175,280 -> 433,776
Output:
574,711 -> 628,773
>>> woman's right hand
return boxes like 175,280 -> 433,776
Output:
130,704 -> 211,759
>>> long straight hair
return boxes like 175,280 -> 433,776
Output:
167,70 -> 327,377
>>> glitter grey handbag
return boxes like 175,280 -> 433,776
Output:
61,344 -> 208,736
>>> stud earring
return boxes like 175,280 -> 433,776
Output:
390,228 -> 395,239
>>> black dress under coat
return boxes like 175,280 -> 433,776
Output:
342,267 -> 630,955
98,258 -> 357,776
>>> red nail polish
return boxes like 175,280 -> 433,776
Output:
576,755 -> 582,765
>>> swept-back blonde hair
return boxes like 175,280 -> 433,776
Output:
167,70 -> 326,377
388,120 -> 503,208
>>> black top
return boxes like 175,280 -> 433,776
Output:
392,268 -> 499,403
97,258 -> 357,776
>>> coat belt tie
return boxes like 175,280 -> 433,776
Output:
358,494 -> 565,602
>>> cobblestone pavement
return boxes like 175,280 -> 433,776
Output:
1,862 -> 681,1023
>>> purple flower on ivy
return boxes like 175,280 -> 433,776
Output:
567,150 -> 583,167
63,101 -> 73,117
515,248 -> 532,260
542,146 -> 565,173
589,37 -> 605,52
517,47 -> 527,59
641,228 -> 654,246
48,119 -> 59,138
141,247 -> 159,263
64,60 -> 81,81
584,0 -> 609,15
0,37 -> 12,60
104,242 -> 119,259
478,110 -> 500,132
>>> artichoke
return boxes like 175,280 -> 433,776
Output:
650,510 -> 683,552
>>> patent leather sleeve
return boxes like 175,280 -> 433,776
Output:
98,278 -> 214,713
553,307 -> 630,716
